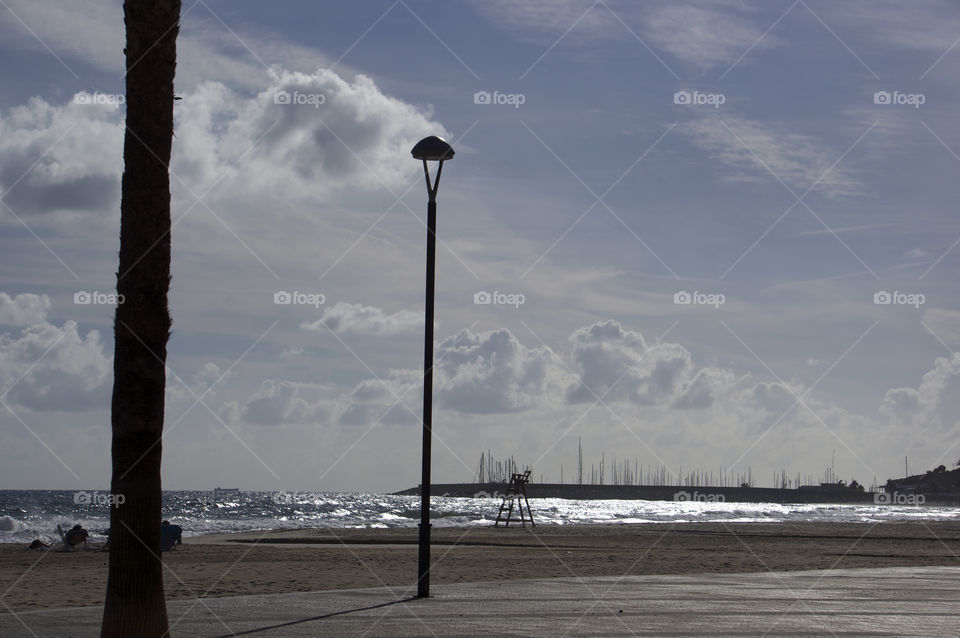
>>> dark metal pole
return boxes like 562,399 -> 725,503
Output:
417,166 -> 439,599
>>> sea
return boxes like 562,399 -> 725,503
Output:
2,489 -> 958,545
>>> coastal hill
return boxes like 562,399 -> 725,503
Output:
886,464 -> 960,497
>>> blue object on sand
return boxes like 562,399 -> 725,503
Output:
161,522 -> 182,551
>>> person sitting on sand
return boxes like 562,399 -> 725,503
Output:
27,539 -> 51,550
64,524 -> 89,547
160,520 -> 182,551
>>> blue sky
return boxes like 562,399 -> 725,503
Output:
1,0 -> 960,492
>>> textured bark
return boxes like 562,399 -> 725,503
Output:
101,1 -> 180,636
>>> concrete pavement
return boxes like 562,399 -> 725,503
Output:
2,566 -> 957,636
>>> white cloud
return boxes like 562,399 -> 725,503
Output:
0,293 -> 51,326
234,380 -> 331,426
243,323 -> 747,425
290,327 -> 569,426
0,97 -> 123,216
567,320 -> 695,406
167,362 -> 229,401
881,353 -> 960,427
161,317 -> 960,485
0,315 -> 111,412
639,2 -> 775,71
235,327 -> 569,426
923,308 -> 960,345
435,329 -> 567,414
0,65 -> 444,221
471,0 -> 618,38
229,370 -> 421,428
174,68 -> 448,203
674,367 -> 737,409
338,369 -> 421,426
302,302 -> 423,337
740,380 -> 801,417
679,114 -> 860,196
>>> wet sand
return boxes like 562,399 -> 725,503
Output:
2,521 -> 959,612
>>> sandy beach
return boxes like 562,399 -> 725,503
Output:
2,521 -> 959,612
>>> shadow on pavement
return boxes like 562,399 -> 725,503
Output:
217,596 -> 416,637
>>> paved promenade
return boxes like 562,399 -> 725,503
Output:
2,566 -> 956,636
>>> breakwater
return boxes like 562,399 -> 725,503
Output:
396,483 -> 919,504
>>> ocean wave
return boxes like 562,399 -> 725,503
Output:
0,515 -> 22,532
1,490 -> 959,544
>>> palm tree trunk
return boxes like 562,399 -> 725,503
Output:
101,1 -> 180,636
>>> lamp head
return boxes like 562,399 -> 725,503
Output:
411,136 -> 455,161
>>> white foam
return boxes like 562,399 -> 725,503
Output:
0,515 -> 20,531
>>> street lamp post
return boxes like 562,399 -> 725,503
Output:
411,136 -> 454,599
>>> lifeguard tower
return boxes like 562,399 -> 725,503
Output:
495,469 -> 535,527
